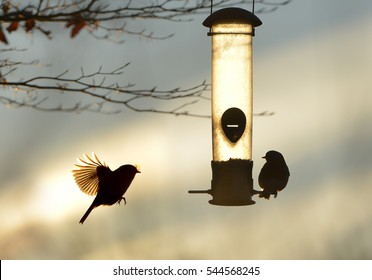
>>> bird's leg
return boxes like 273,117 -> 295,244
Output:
117,196 -> 126,205
252,189 -> 262,196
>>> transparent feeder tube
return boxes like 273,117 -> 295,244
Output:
188,8 -> 260,206
211,23 -> 253,162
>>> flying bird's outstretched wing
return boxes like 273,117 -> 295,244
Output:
72,153 -> 109,196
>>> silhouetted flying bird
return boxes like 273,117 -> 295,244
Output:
72,153 -> 140,224
256,150 -> 290,200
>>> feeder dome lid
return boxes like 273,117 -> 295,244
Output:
203,7 -> 262,27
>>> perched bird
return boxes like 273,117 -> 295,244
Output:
256,150 -> 290,200
72,153 -> 140,224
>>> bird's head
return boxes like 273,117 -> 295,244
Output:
118,164 -> 141,175
262,150 -> 285,162
113,164 -> 141,183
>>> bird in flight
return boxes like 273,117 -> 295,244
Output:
72,153 -> 140,224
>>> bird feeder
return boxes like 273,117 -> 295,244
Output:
189,7 -> 262,206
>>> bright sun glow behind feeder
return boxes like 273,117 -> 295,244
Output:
189,7 -> 262,206
204,8 -> 262,162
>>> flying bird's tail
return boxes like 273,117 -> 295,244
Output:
79,203 -> 95,224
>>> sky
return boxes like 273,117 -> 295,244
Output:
1,0 -> 372,259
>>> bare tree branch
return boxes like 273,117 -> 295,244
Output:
0,0 -> 291,117
0,0 -> 291,41
1,62 -> 212,117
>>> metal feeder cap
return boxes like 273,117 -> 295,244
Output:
203,7 -> 262,28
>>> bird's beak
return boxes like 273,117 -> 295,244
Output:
262,156 -> 266,159
134,163 -> 141,173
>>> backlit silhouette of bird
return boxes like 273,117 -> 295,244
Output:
72,153 -> 140,224
256,150 -> 290,200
